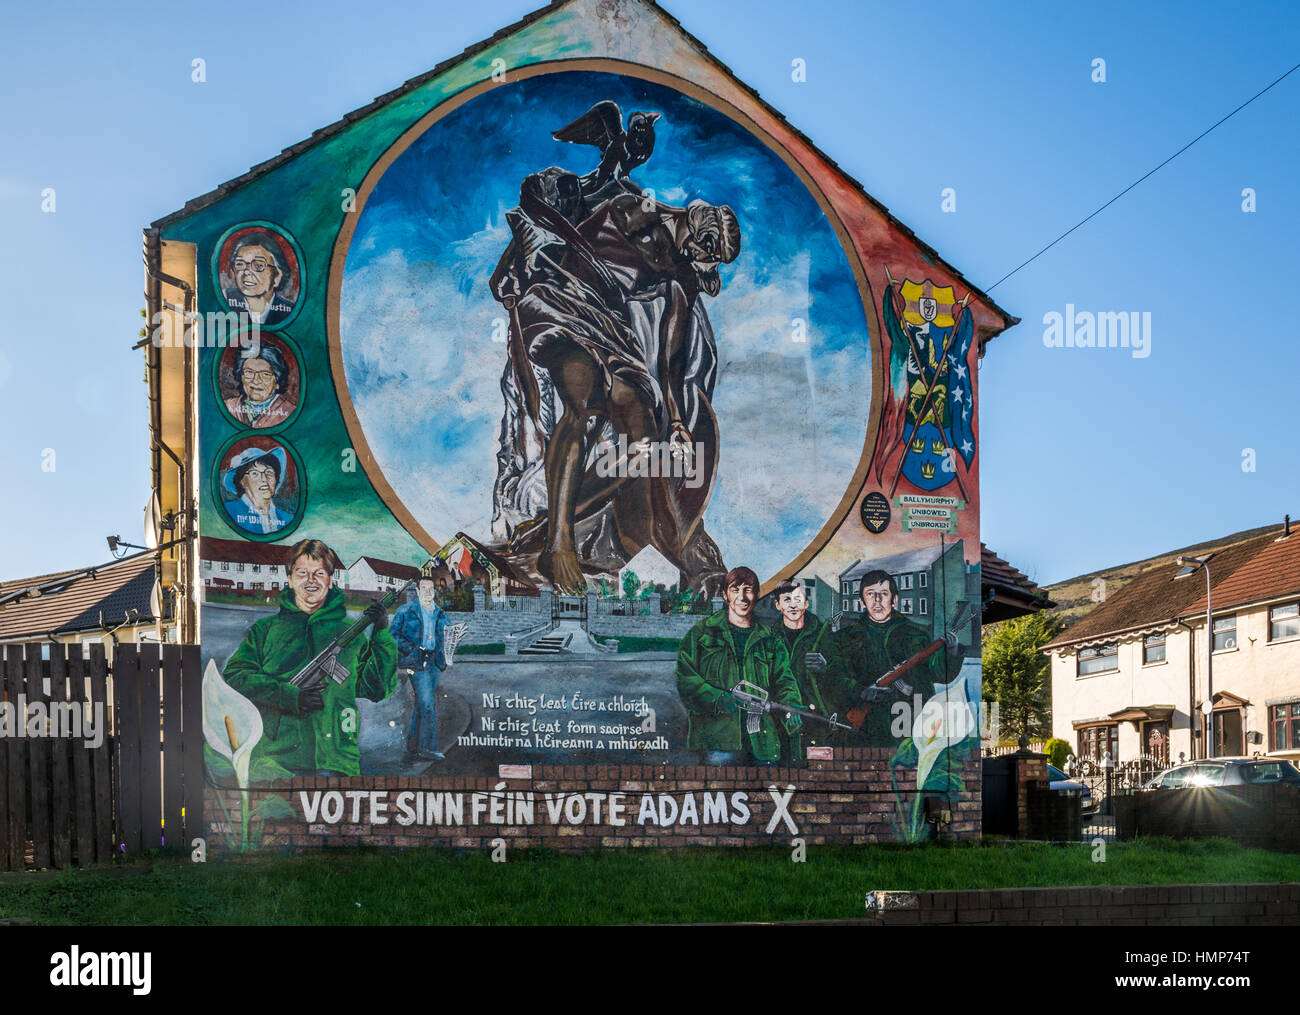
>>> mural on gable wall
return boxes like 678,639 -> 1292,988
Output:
177,0 -> 1007,846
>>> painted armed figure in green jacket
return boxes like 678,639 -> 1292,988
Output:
223,538 -> 399,777
769,580 -> 860,751
676,566 -> 804,766
826,569 -> 952,747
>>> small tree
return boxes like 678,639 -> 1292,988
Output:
982,611 -> 1063,746
621,569 -> 641,601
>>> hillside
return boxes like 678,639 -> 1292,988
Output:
1044,518 -> 1292,628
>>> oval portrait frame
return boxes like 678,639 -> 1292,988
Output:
211,432 -> 308,543
211,329 -> 306,434
327,59 -> 882,594
212,220 -> 307,332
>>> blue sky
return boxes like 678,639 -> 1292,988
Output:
340,68 -> 868,581
1,0 -> 1297,585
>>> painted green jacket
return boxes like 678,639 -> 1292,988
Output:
223,587 -> 399,776
675,609 -> 803,762
773,612 -> 860,744
827,611 -> 948,746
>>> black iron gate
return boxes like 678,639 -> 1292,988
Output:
1067,753 -> 1168,841
552,595 -> 587,621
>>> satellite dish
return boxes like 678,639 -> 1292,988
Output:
143,492 -> 162,549
149,579 -> 162,619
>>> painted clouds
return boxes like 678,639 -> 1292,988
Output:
340,70 -> 870,582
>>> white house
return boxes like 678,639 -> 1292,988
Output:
1043,522 -> 1300,767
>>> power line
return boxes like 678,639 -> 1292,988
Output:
987,59 -> 1300,293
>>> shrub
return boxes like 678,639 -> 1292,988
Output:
1045,737 -> 1072,769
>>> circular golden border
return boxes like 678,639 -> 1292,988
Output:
327,58 -> 881,594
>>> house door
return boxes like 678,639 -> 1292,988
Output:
1210,709 -> 1243,757
1143,721 -> 1170,766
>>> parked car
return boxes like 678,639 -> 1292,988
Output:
1047,763 -> 1099,815
1139,757 -> 1300,790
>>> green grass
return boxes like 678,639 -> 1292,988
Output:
2,838 -> 1297,926
595,635 -> 682,653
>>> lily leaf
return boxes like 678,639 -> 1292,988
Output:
249,756 -> 297,784
890,738 -> 918,769
920,762 -> 967,794
252,794 -> 296,821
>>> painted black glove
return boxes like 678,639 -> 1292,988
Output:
364,602 -> 390,631
858,684 -> 891,705
297,687 -> 325,714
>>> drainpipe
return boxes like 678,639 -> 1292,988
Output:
1176,617 -> 1197,760
141,229 -> 196,642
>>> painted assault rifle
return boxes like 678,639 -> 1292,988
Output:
288,581 -> 415,690
845,602 -> 977,731
729,680 -> 855,734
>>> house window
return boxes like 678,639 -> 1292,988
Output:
252,564 -> 261,574
1271,704 -> 1300,751
236,563 -> 246,573
1077,643 -> 1119,676
201,559 -> 211,569
899,574 -> 913,590
1078,724 -> 1118,762
919,573 -> 927,589
1143,633 -> 1166,664
841,582 -> 849,595
1212,615 -> 1237,651
1270,603 -> 1300,642
899,599 -> 913,615
252,583 -> 264,591
918,598 -> 928,616
220,562 -> 230,572
272,582 -> 280,590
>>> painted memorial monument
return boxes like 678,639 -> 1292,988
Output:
157,0 -> 1016,850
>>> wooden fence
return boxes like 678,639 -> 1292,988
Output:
0,641 -> 204,871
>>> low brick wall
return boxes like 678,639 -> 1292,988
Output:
863,883 -> 1300,925
589,614 -> 700,640
443,610 -> 542,644
206,750 -> 982,852
1126,784 -> 1300,851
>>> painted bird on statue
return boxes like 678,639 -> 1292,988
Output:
553,100 -> 661,197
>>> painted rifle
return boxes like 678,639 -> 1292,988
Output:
288,581 -> 414,690
845,601 -> 977,730
729,679 -> 855,734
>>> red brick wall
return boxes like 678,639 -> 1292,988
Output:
205,749 -> 982,852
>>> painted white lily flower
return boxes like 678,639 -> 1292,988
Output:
203,659 -> 263,789
912,671 -> 975,792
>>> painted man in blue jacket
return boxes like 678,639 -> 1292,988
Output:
391,575 -> 449,761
